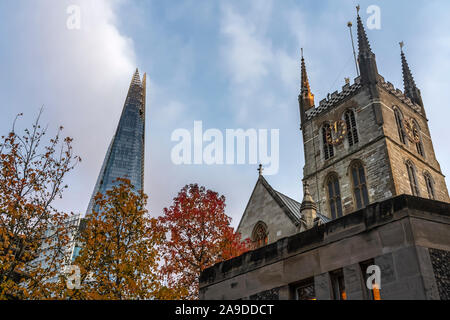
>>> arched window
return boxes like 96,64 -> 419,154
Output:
326,174 -> 343,219
413,122 -> 425,157
406,161 -> 420,196
252,222 -> 268,249
350,161 -> 370,210
322,124 -> 334,160
394,108 -> 407,145
344,110 -> 359,147
424,172 -> 435,200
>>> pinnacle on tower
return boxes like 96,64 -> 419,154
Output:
400,42 -> 424,110
356,6 -> 379,85
300,181 -> 317,229
301,49 -> 315,109
356,8 -> 372,55
299,49 -> 315,128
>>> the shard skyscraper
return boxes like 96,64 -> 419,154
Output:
69,69 -> 146,262
85,69 -> 147,216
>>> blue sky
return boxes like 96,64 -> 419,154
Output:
1,0 -> 449,227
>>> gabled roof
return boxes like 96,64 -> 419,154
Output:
274,186 -> 330,224
237,176 -> 330,231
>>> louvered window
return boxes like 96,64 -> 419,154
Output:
323,124 -> 334,160
345,110 -> 359,146
394,108 -> 407,145
351,162 -> 369,209
327,174 -> 343,219
406,161 -> 420,196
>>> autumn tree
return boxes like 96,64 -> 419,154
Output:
158,184 -> 250,300
65,178 -> 163,300
0,112 -> 80,299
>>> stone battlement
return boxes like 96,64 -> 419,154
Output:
305,75 -> 423,122
199,194 -> 450,289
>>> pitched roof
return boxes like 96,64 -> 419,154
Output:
260,176 -> 331,226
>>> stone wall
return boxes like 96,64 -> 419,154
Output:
429,248 -> 450,300
301,82 -> 449,220
302,86 -> 394,218
199,196 -> 450,300
378,88 -> 450,202
237,179 -> 299,245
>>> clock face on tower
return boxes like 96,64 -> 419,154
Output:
326,120 -> 347,145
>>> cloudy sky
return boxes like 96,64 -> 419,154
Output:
1,0 -> 449,227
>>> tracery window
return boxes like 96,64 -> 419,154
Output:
252,222 -> 268,249
322,124 -> 334,160
344,110 -> 359,147
406,161 -> 420,196
360,260 -> 381,300
330,269 -> 347,300
424,172 -> 435,200
394,108 -> 407,145
326,174 -> 343,219
292,278 -> 316,300
350,161 -> 370,210
413,122 -> 425,157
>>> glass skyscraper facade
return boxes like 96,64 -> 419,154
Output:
69,69 -> 147,263
85,69 -> 147,216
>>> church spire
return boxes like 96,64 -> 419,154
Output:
400,42 -> 424,110
356,5 -> 379,86
299,49 -> 315,128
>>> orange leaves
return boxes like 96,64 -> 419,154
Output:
158,184 -> 250,300
67,178 -> 163,300
1,114 -> 251,300
0,112 -> 79,300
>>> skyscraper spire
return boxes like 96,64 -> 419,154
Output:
400,42 -> 424,110
299,49 -> 315,128
85,69 -> 147,217
131,68 -> 142,87
356,5 -> 379,86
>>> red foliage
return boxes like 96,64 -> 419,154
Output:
158,184 -> 250,299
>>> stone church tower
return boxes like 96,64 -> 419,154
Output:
201,10 -> 450,301
300,13 -> 450,220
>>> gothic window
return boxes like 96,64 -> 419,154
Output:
326,174 -> 343,220
344,110 -> 359,147
350,161 -> 370,210
413,122 -> 425,157
292,278 -> 316,300
394,108 -> 407,145
252,222 -> 268,249
406,161 -> 420,196
322,124 -> 334,160
424,172 -> 435,200
360,260 -> 381,300
330,269 -> 347,300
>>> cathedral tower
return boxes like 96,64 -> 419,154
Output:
299,11 -> 449,220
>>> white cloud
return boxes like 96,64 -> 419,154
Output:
6,0 -> 138,214
220,5 -> 273,85
219,1 -> 301,128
